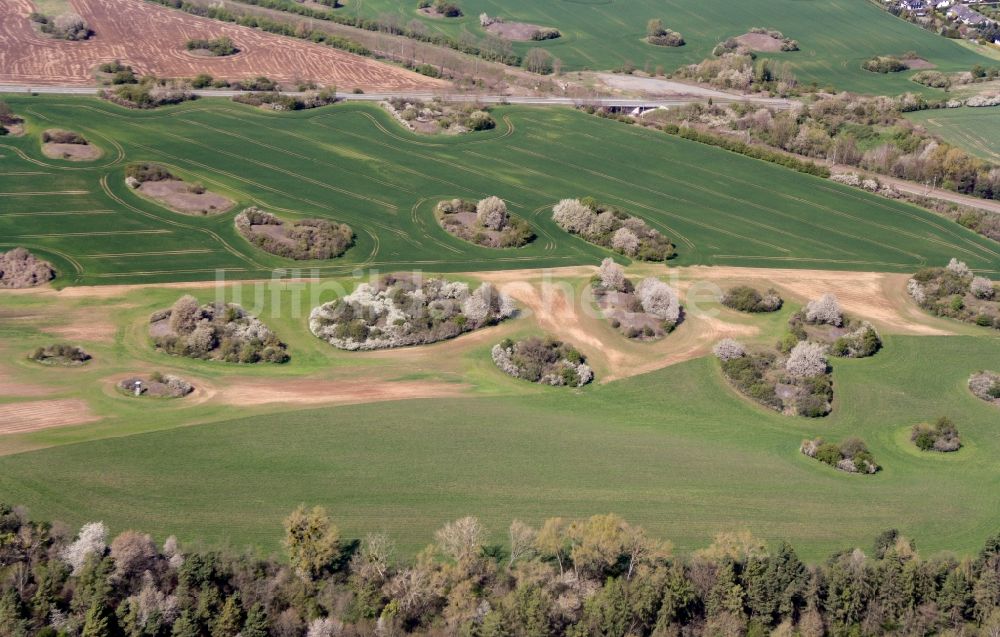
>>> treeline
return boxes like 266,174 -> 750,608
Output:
3,503 -> 1000,636
145,0 -> 371,56
663,124 -> 832,177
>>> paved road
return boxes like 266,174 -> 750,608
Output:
0,84 -> 791,109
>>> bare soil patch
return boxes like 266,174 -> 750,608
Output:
734,32 -> 785,52
138,180 -> 234,216
216,377 -> 466,406
41,140 -> 102,161
485,21 -> 549,41
117,373 -> 193,398
0,398 -> 99,435
904,57 -> 935,70
595,289 -> 670,341
0,0 -> 445,90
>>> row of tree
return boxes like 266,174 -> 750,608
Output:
3,503 -> 1000,636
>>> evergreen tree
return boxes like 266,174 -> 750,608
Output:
170,610 -> 199,637
213,594 -> 245,637
242,602 -> 269,637
81,600 -> 111,637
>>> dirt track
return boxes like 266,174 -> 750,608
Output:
0,0 -> 445,90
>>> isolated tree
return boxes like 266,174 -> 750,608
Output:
804,293 -> 843,326
283,505 -> 340,581
786,341 -> 828,378
476,196 -> 509,230
598,258 -> 627,291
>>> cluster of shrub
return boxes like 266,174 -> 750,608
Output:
0,247 -> 55,288
124,163 -> 175,187
417,0 -> 461,17
969,369 -> 1000,405
102,79 -> 194,109
309,274 -> 515,350
28,344 -> 91,366
552,198 -> 676,261
435,197 -> 534,248
595,259 -> 681,339
664,94 -> 1000,203
29,11 -> 92,40
670,49 -> 801,96
0,99 -> 22,136
235,207 -> 354,260
714,337 -> 833,417
660,124 -> 831,178
96,60 -> 138,85
232,88 -> 338,111
783,294 -> 883,360
116,372 -> 194,398
8,503 -> 1000,637
146,0 -> 522,67
491,336 -> 594,386
721,285 -> 783,313
911,64 -> 1000,89
384,98 -> 496,133
645,19 -> 684,47
800,437 -> 879,474
911,417 -> 962,452
861,55 -> 910,74
185,36 -> 239,56
150,295 -> 289,363
41,130 -> 87,146
908,258 -> 999,329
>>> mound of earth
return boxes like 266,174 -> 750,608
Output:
0,248 -> 55,288
435,197 -> 534,249
125,163 -> 233,215
735,32 -> 792,52
117,373 -> 194,398
235,207 -> 353,260
911,417 -> 961,452
492,336 -> 594,387
484,21 -> 559,41
309,273 -> 516,351
150,295 -> 289,363
0,102 -> 24,136
552,198 -> 676,262
41,129 -> 101,161
785,294 -> 882,359
28,343 -> 91,366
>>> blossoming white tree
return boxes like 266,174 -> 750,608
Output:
786,341 -> 828,378
598,258 -> 627,291
805,293 -> 843,326
713,338 -> 746,361
636,277 -> 681,323
476,196 -> 508,231
61,522 -> 108,575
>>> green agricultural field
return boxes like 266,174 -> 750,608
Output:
907,107 -> 1000,163
1,95 -> 998,287
1,332 -> 999,561
324,0 -> 995,93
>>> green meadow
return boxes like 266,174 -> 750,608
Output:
332,0 -> 995,93
906,106 -> 1000,163
1,331 -> 999,561
1,95 -> 998,287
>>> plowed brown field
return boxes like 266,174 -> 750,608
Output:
0,0 -> 445,90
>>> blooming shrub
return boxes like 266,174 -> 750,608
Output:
830,322 -> 882,358
476,196 -> 508,231
310,275 -> 516,351
785,341 -> 828,378
635,277 -> 681,326
712,338 -> 746,361
552,198 -> 675,261
491,337 -> 593,387
597,258 -> 627,292
969,370 -> 1000,404
907,260 -> 999,328
436,197 -> 533,248
804,294 -> 843,326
